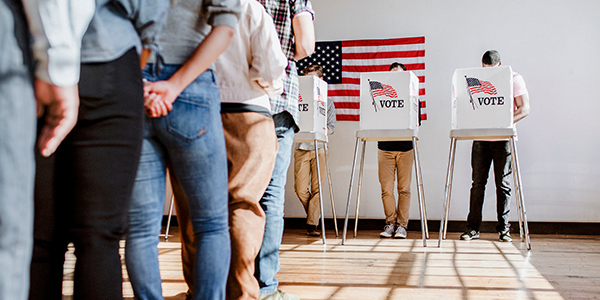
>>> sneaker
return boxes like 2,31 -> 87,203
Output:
394,226 -> 407,239
259,290 -> 300,300
380,224 -> 395,238
307,225 -> 321,237
460,229 -> 480,240
499,230 -> 513,242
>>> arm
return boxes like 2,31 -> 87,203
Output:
326,96 -> 336,134
22,0 -> 95,156
513,93 -> 530,123
145,25 -> 235,117
292,12 -> 315,60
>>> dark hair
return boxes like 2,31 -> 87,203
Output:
302,64 -> 323,78
482,50 -> 501,66
389,62 -> 406,71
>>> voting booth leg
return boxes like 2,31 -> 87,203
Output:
509,138 -> 531,250
412,138 -> 428,247
314,140 -> 327,245
164,195 -> 175,242
342,138 -> 362,245
324,145 -> 339,237
353,140 -> 367,238
438,138 -> 457,247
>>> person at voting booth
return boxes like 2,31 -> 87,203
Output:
294,65 -> 337,237
378,62 -> 417,239
460,50 -> 530,242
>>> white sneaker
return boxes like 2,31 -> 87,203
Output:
380,224 -> 395,238
394,226 -> 407,239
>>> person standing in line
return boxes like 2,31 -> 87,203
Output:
124,0 -> 240,300
293,64 -> 336,237
29,1 -> 169,300
377,62 -> 416,239
460,49 -> 530,242
214,0 -> 287,298
254,1 -> 315,299
0,1 -> 93,299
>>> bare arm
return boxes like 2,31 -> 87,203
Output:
144,25 -> 235,117
292,13 -> 315,61
513,93 -> 530,123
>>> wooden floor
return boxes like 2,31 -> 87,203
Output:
62,228 -> 600,300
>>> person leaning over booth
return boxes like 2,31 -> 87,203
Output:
460,49 -> 530,242
378,62 -> 418,239
293,64 -> 336,237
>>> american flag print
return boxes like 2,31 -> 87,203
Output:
369,80 -> 398,98
297,36 -> 426,121
465,77 -> 497,95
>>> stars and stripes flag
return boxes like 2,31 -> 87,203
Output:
465,77 -> 497,95
297,36 -> 426,121
369,80 -> 398,98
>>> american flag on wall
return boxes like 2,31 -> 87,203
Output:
297,36 -> 426,121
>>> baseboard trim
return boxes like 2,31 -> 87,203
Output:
162,216 -> 600,235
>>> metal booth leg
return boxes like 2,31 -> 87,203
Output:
353,140 -> 367,238
314,140 -> 326,244
412,137 -> 428,247
342,137 -> 362,245
324,145 -> 338,237
509,137 -> 531,250
164,195 -> 175,242
438,137 -> 457,247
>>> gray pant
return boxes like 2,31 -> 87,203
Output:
0,0 -> 36,299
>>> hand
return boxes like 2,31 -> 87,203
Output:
143,80 -> 180,118
35,79 -> 80,157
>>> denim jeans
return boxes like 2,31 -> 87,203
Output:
125,65 -> 230,300
467,141 -> 512,233
255,112 -> 296,295
0,1 -> 35,299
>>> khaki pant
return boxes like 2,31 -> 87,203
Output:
378,149 -> 414,228
293,148 -> 326,226
177,112 -> 278,300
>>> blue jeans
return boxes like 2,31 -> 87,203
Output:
467,141 -> 512,233
255,112 -> 296,295
0,1 -> 35,299
125,65 -> 230,300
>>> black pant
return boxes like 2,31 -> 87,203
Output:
30,48 -> 144,300
466,141 -> 512,233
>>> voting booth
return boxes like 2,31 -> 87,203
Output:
295,75 -> 337,244
452,66 -> 514,129
359,71 -> 420,131
439,66 -> 531,250
342,71 -> 429,247
298,76 -> 328,135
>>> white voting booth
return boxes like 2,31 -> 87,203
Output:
439,66 -> 531,249
295,76 -> 337,244
342,71 -> 429,246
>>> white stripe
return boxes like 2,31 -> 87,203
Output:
343,44 -> 424,53
343,57 -> 423,66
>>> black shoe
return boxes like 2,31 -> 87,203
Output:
460,229 -> 480,240
307,225 -> 321,237
499,230 -> 512,242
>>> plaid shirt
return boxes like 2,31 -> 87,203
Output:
258,0 -> 314,129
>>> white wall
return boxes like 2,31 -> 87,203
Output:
283,0 -> 600,222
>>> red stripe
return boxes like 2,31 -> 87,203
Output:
333,102 -> 360,109
336,114 -> 360,121
340,76 -> 424,85
341,36 -> 425,47
343,63 -> 425,73
420,100 -> 426,108
418,76 -> 425,83
420,114 -> 427,121
342,50 -> 425,60
328,89 -> 359,97
419,88 -> 425,96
